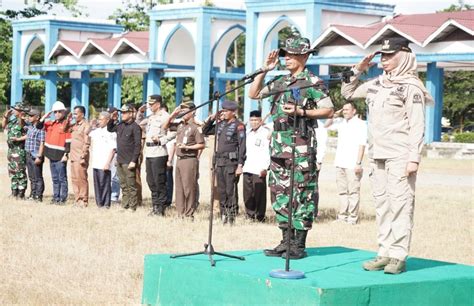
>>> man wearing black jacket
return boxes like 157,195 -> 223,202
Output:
107,104 -> 142,212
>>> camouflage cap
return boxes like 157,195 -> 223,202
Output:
279,37 -> 317,57
12,102 -> 30,112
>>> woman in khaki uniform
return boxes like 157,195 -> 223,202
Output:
341,37 -> 433,274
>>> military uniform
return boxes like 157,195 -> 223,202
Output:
6,116 -> 27,196
260,68 -> 333,230
252,37 -> 334,259
203,101 -> 246,224
341,37 -> 428,274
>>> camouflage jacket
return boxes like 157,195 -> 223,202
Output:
6,117 -> 26,149
260,68 -> 333,159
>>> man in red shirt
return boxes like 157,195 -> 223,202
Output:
37,101 -> 71,205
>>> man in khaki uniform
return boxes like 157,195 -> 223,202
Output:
164,101 -> 205,219
66,105 -> 91,207
341,37 -> 431,274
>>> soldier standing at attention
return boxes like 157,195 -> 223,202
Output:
248,37 -> 334,259
2,102 -> 28,199
164,100 -> 205,220
342,37 -> 430,274
203,100 -> 246,225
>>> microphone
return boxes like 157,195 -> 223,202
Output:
241,67 -> 267,81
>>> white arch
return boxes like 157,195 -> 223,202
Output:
162,26 -> 196,68
23,35 -> 45,75
212,24 -> 245,73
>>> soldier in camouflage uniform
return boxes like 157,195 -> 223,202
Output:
249,37 -> 334,259
2,102 -> 29,199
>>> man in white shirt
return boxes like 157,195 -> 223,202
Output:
334,102 -> 367,224
89,112 -> 116,208
242,110 -> 271,222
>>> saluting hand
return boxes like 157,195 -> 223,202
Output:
356,53 -> 376,72
264,49 -> 280,72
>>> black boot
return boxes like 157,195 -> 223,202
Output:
18,189 -> 26,200
282,230 -> 308,260
264,228 -> 294,257
11,188 -> 19,199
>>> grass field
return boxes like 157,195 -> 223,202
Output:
0,134 -> 472,304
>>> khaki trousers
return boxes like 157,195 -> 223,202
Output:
369,157 -> 417,261
70,160 -> 89,204
336,167 -> 362,223
175,157 -> 199,217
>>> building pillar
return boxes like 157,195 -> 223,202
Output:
244,10 -> 258,123
142,73 -> 149,102
10,30 -> 22,105
80,70 -> 90,118
44,71 -> 57,112
212,78 -> 226,114
107,73 -> 114,108
113,69 -> 122,109
175,77 -> 184,106
71,80 -> 81,110
425,62 -> 443,143
147,68 -> 162,96
194,12 -> 212,121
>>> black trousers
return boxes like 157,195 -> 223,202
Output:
243,172 -> 267,221
216,164 -> 239,217
93,169 -> 111,207
26,153 -> 44,198
146,156 -> 168,208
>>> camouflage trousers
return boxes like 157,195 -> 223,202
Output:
269,155 -> 316,230
7,147 -> 27,190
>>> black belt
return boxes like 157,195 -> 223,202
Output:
146,142 -> 159,147
177,156 -> 197,160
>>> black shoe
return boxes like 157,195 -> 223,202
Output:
281,230 -> 308,260
221,214 -> 228,224
10,188 -> 19,199
33,195 -> 43,203
50,199 -> 58,205
18,189 -> 26,200
264,228 -> 294,257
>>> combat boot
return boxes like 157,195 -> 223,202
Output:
363,256 -> 390,271
10,188 -> 19,199
264,228 -> 294,257
384,258 -> 406,274
18,189 -> 26,200
282,230 -> 308,260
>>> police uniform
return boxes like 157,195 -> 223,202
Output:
4,103 -> 28,198
341,37 -> 428,274
254,37 -> 334,259
203,100 -> 246,224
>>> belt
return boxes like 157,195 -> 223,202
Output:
146,142 -> 159,147
177,155 -> 197,160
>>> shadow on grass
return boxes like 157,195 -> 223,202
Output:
315,208 -> 375,223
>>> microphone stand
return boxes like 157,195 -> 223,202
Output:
170,77 -> 255,267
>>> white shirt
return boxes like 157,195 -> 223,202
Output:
334,117 -> 367,169
243,125 -> 271,175
89,126 -> 117,170
143,111 -> 171,158
315,119 -> 328,164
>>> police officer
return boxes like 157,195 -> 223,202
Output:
2,102 -> 28,199
137,95 -> 175,216
248,37 -> 334,259
203,100 -> 246,225
341,37 -> 430,274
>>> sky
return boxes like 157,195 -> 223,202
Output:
1,0 -> 470,19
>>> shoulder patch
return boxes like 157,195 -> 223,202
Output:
413,93 -> 423,104
237,124 -> 245,131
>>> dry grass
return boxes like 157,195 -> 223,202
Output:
0,134 -> 472,304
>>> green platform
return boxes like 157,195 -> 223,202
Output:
142,247 -> 474,306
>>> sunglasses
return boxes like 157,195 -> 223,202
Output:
53,110 -> 63,114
